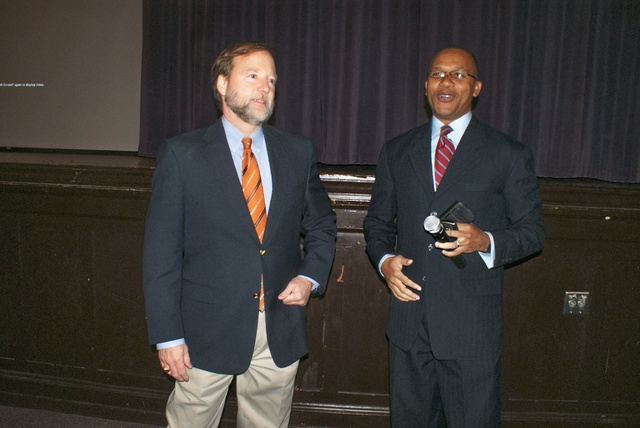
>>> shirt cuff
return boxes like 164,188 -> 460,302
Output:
378,254 -> 394,277
156,338 -> 185,350
298,275 -> 320,292
479,232 -> 496,269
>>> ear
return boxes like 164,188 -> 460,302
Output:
216,74 -> 228,97
473,80 -> 483,98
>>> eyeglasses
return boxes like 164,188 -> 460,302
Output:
428,71 -> 478,80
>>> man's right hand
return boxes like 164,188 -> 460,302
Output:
158,344 -> 192,382
381,255 -> 422,302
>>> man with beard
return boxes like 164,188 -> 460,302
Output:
143,41 -> 336,427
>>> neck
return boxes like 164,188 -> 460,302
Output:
222,109 -> 261,137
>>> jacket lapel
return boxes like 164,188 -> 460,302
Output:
261,126 -> 289,245
407,124 -> 436,197
435,117 -> 484,195
200,121 -> 259,239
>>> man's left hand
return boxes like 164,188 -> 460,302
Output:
435,222 -> 491,257
278,276 -> 312,306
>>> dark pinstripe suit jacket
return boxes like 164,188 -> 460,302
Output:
364,117 -> 544,360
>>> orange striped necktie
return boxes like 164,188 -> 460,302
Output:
241,137 -> 266,312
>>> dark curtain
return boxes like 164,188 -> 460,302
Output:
139,0 -> 640,182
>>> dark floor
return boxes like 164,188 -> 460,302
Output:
0,406 -> 336,428
0,406 -> 163,428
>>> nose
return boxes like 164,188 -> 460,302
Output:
440,74 -> 455,86
258,78 -> 271,93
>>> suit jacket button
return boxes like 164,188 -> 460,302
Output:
260,249 -> 266,255
253,293 -> 259,299
428,244 -> 434,251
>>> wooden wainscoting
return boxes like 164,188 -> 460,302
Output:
0,153 -> 638,427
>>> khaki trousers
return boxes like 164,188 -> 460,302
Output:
166,312 -> 299,428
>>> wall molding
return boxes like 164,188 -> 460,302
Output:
1,153 -> 638,427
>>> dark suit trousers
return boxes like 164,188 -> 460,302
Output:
388,309 -> 501,428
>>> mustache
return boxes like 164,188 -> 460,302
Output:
225,92 -> 275,126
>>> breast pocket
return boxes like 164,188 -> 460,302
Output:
464,182 -> 494,192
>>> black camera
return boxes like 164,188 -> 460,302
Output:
423,201 -> 475,269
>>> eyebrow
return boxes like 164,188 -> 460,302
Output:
244,67 -> 277,78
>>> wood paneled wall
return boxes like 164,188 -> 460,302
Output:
0,153 -> 638,427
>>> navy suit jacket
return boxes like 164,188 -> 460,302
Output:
364,117 -> 544,360
143,120 -> 336,374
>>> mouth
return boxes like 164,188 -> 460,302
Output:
251,97 -> 273,111
437,93 -> 455,102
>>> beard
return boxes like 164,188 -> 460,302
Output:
224,89 -> 274,126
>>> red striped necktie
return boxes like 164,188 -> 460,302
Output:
434,125 -> 455,189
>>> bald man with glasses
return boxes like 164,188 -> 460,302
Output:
364,47 -> 544,427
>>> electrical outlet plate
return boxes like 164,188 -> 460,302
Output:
564,291 -> 589,315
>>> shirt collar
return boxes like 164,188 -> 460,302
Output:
430,112 -> 473,146
221,116 -> 266,153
